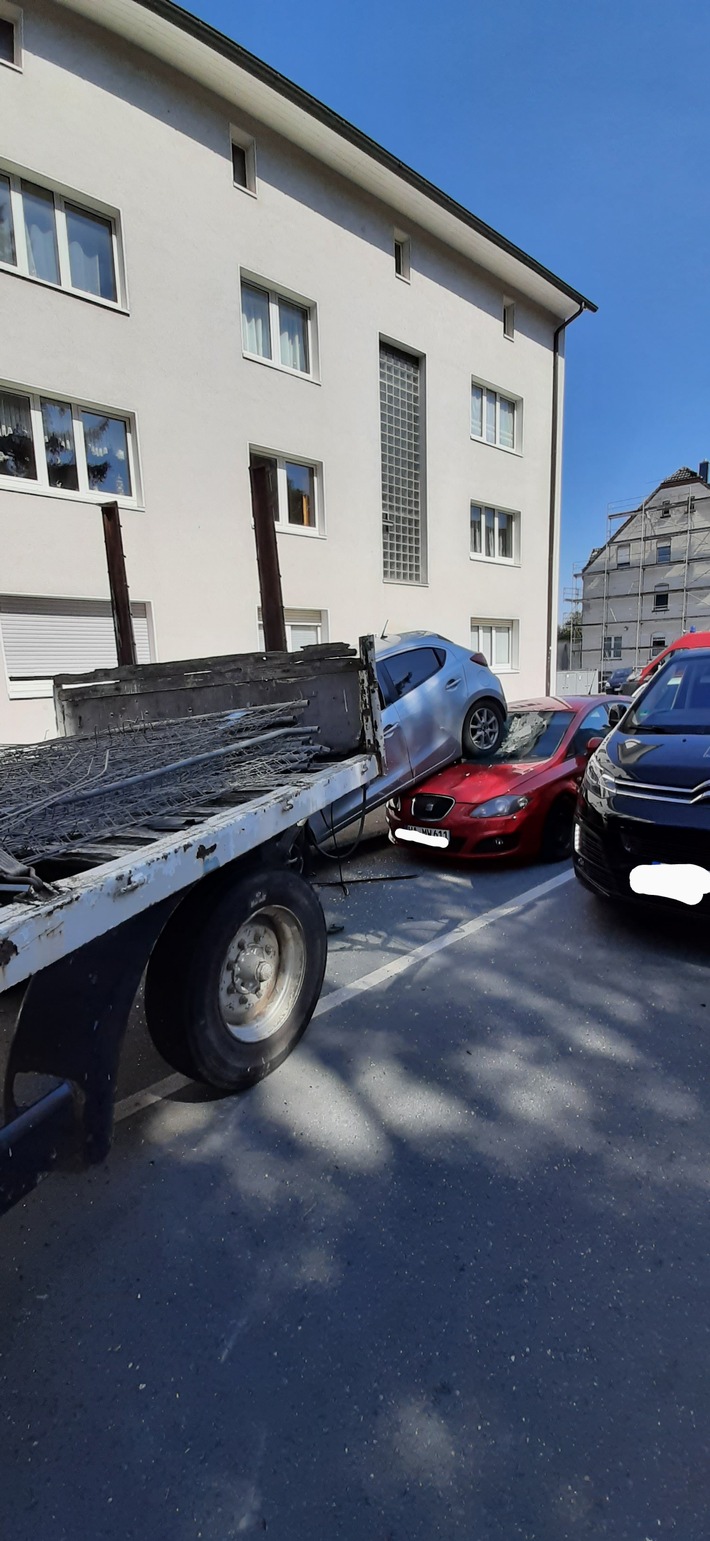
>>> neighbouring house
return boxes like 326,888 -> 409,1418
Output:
580,464 -> 710,685
0,0 -> 594,743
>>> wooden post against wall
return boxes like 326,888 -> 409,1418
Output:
249,462 -> 287,652
101,500 -> 137,666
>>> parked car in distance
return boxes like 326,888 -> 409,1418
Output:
309,632 -> 507,841
386,695 -> 627,863
625,630 -> 710,694
575,647 -> 710,909
605,665 -> 634,694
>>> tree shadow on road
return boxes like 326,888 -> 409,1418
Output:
2,883 -> 710,1541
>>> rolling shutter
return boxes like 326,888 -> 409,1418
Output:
0,596 -> 151,697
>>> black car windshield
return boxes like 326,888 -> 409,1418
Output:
486,709 -> 573,762
626,653 -> 710,733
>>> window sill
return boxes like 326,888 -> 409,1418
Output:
0,57 -> 22,73
470,553 -> 520,568
470,436 -> 522,458
7,680 -> 53,700
233,182 -> 258,198
242,350 -> 320,385
0,262 -> 128,314
382,576 -> 429,587
0,480 -> 143,511
275,524 -> 325,540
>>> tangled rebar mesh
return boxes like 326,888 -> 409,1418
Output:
0,702 -> 320,860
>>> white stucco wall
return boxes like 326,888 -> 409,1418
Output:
0,0 -> 562,742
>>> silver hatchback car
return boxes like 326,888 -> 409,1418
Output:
311,631 -> 507,839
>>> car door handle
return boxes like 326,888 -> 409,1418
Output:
384,724 -> 397,737
445,677 -> 461,689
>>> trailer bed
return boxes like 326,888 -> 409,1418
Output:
0,753 -> 374,995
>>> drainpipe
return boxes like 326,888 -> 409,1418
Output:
545,301 -> 588,695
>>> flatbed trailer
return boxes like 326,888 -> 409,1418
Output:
0,639 -> 382,1213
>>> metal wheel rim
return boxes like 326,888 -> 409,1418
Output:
217,904 -> 307,1043
467,706 -> 500,750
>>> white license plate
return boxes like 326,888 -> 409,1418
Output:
395,825 -> 450,848
630,862 -> 710,906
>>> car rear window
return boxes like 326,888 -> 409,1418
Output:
488,709 -> 573,762
381,647 -> 445,701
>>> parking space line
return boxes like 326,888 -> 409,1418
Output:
313,868 -> 575,1018
113,869 -> 574,1125
114,1071 -> 189,1124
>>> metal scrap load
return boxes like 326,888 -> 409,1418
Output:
0,702 -> 318,861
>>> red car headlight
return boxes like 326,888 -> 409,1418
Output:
470,794 -> 530,819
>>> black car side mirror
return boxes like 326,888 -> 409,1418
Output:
607,702 -> 627,727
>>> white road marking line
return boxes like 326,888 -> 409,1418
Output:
113,868 -> 575,1124
313,868 -> 575,1019
114,1071 -> 189,1124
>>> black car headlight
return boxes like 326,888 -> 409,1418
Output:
470,794 -> 530,819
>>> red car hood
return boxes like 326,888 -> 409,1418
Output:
410,760 -> 542,806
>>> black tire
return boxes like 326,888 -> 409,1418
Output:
145,867 -> 327,1091
462,700 -> 505,759
541,797 -> 575,862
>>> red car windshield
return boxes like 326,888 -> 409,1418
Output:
487,709 -> 573,763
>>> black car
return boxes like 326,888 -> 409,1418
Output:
605,665 -> 634,695
574,647 -> 710,909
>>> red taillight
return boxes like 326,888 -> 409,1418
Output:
470,652 -> 488,667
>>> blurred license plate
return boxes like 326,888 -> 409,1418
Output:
395,826 -> 450,848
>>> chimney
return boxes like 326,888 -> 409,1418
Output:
699,460 -> 709,482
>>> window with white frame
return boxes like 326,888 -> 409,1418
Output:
0,165 -> 121,303
0,3 -> 21,69
470,502 -> 518,562
503,301 -> 515,340
616,542 -> 630,566
231,129 -> 256,194
603,634 -> 622,660
0,385 -> 138,501
250,449 -> 321,533
651,634 -> 666,654
471,380 -> 520,451
471,618 -> 518,672
656,538 -> 671,564
257,608 -> 326,652
0,595 -> 152,699
653,583 -> 669,611
394,233 -> 410,281
240,278 -> 314,376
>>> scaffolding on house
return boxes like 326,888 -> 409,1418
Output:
592,487 -> 710,685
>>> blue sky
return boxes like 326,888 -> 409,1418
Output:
189,0 -> 709,601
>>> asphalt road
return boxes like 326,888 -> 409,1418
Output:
2,833 -> 710,1540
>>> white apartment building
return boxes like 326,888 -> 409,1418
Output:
0,0 -> 595,743
580,464 -> 710,683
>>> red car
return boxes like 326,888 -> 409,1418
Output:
386,696 -> 628,863
634,629 -> 710,690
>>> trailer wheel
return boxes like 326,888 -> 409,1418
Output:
145,868 -> 327,1091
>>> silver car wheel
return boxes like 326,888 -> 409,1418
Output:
466,705 -> 501,751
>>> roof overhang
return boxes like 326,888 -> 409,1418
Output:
53,0 -> 596,321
